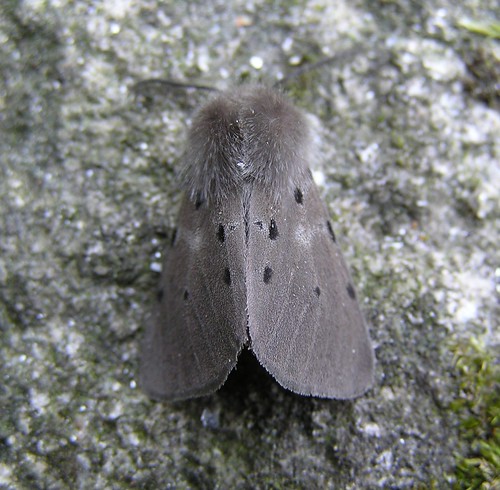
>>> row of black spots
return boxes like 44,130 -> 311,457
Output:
253,219 -> 279,241
294,187 -> 304,205
346,283 -> 356,300
326,221 -> 336,243
179,269 -> 235,298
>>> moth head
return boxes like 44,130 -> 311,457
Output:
239,86 -> 311,197
182,86 -> 311,205
182,93 -> 244,205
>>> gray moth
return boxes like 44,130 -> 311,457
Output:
139,86 -> 374,401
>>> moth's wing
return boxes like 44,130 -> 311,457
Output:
139,194 -> 248,401
247,175 -> 374,399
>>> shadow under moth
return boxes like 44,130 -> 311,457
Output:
139,86 -> 374,401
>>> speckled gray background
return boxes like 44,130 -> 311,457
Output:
1,0 -> 498,488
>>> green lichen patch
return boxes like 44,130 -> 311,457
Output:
450,336 -> 500,489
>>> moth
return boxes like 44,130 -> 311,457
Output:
139,86 -> 374,401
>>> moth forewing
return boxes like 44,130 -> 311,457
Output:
247,175 -> 374,399
139,194 -> 247,401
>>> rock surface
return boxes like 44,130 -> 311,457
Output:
1,1 -> 498,488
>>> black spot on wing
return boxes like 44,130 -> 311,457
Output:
269,219 -> 279,240
183,289 -> 189,301
263,266 -> 273,284
314,286 -> 321,297
346,283 -> 356,299
170,228 -> 177,246
157,288 -> 164,302
294,187 -> 303,204
327,221 -> 336,243
195,193 -> 205,210
217,224 -> 225,243
223,267 -> 231,286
